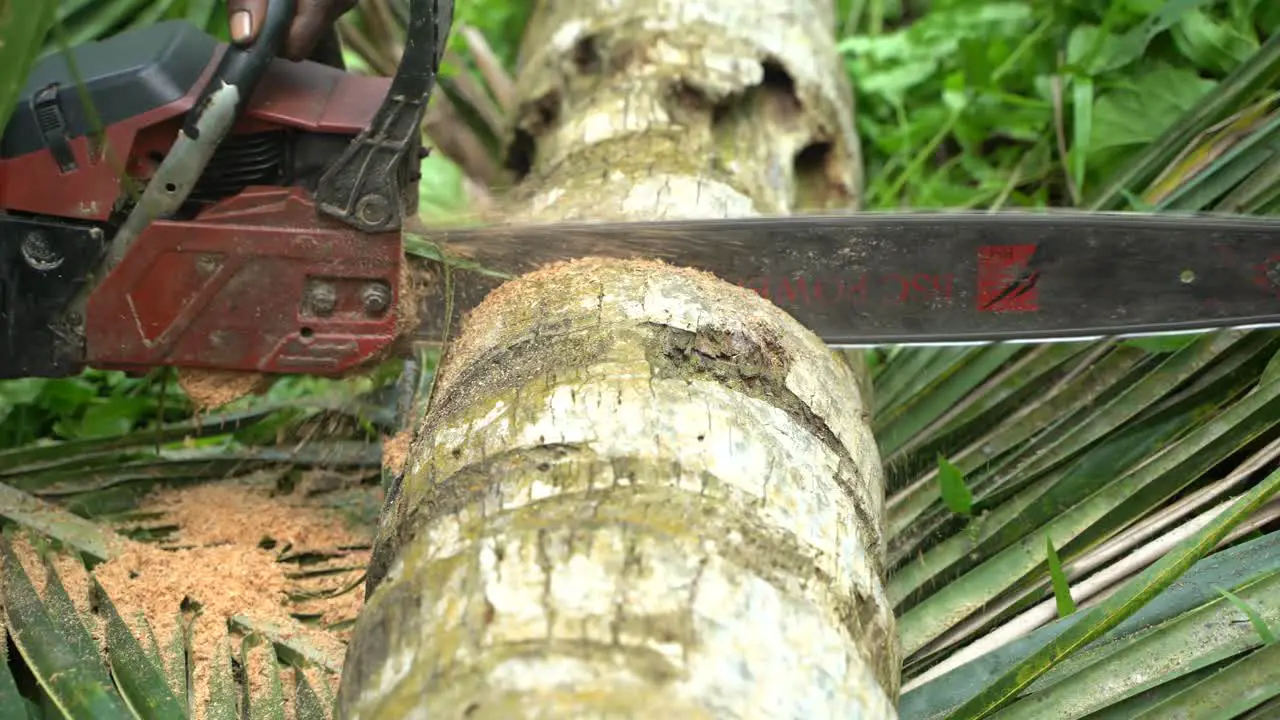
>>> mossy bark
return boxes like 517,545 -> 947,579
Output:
336,0 -> 898,716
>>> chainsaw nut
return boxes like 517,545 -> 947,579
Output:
20,232 -> 63,271
361,282 -> 391,315
308,282 -> 338,316
356,194 -> 391,226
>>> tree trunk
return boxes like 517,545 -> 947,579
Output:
336,0 -> 899,716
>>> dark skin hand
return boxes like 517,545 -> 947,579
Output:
227,0 -> 358,60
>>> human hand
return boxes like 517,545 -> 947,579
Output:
227,0 -> 358,60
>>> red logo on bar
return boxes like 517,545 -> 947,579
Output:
978,244 -> 1040,312
1254,254 -> 1280,297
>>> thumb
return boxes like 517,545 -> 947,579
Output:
227,0 -> 269,44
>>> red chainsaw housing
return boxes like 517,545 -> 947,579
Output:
0,24 -> 407,376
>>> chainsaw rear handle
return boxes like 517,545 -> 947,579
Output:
181,0 -> 297,139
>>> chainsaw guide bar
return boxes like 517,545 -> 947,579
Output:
408,210 -> 1280,348
3,0 -> 1278,381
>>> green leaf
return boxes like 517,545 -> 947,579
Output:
0,537 -> 132,719
899,357 -> 1280,656
241,634 -> 287,720
937,455 -> 974,517
1172,10 -> 1259,76
1046,537 -> 1076,618
1071,74 -> 1094,196
0,0 -> 57,132
1216,587 -> 1278,645
943,460 -> 1280,719
1262,348 -> 1280,387
204,639 -> 237,720
1121,334 -> 1204,353
95,578 -> 189,719
1089,64 -> 1218,157
77,400 -> 146,439
1088,30 -> 1280,209
292,671 -> 327,720
0,626 -> 34,720
897,530 -> 1280,720
1130,632 -> 1280,718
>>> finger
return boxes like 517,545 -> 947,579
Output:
283,0 -> 331,60
227,0 -> 268,44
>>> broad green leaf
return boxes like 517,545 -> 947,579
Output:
1171,10 -> 1259,76
1088,30 -> 1280,209
1045,537 -> 1075,618
1088,63 -> 1218,157
943,460 -> 1280,719
937,456 -> 973,516
0,538 -> 132,719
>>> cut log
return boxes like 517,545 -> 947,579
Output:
336,0 -> 898,716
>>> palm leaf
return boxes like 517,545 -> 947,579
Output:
0,535 -> 133,718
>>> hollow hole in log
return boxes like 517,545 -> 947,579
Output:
571,34 -> 602,74
506,130 -> 535,175
505,91 -> 561,176
794,141 -> 836,208
761,58 -> 796,95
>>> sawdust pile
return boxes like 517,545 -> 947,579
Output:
101,478 -> 376,715
178,368 -> 272,410
381,429 -> 415,478
3,477 -> 380,718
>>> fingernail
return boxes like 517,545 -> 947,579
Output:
230,10 -> 253,42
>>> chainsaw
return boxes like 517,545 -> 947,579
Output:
2,0 -> 1278,382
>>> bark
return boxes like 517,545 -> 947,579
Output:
336,0 -> 898,716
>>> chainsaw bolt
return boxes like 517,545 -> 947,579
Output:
361,282 -> 392,315
21,232 -> 63,271
356,194 -> 391,226
308,282 -> 338,316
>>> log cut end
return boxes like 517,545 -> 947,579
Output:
338,258 -> 898,719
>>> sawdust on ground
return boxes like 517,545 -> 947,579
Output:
4,477 -> 379,718
381,430 -> 414,478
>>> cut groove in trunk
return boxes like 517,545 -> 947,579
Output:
336,0 -> 897,716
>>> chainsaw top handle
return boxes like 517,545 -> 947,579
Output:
182,0 -> 297,139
